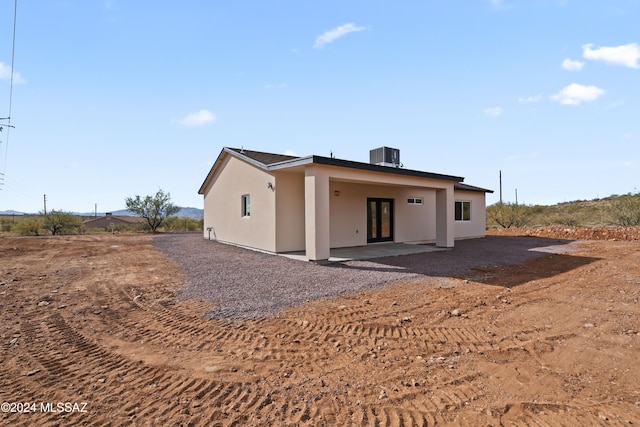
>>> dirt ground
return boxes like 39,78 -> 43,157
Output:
1,229 -> 639,426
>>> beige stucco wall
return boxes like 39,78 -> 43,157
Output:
202,155 -> 277,252
274,171 -> 305,252
454,190 -> 487,239
329,181 -> 440,248
305,166 -> 331,260
395,189 -> 438,243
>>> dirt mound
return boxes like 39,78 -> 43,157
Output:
489,224 -> 640,241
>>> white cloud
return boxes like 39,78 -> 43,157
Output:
314,23 -> 366,49
483,107 -> 502,117
518,94 -> 542,104
176,110 -> 217,127
561,58 -> 584,71
550,83 -> 605,105
0,62 -> 25,84
283,149 -> 298,156
582,43 -> 640,69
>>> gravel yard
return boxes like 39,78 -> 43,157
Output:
153,233 -> 576,320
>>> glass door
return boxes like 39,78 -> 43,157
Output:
367,198 -> 394,243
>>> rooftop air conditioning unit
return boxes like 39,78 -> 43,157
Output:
370,147 -> 400,167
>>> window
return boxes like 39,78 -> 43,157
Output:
455,201 -> 471,221
407,197 -> 423,205
241,194 -> 250,217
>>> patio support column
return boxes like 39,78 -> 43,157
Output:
435,186 -> 455,248
304,166 -> 330,261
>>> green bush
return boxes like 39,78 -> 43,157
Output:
14,216 -> 46,236
485,193 -> 640,228
0,218 -> 13,233
45,210 -> 84,235
486,202 -> 531,228
162,216 -> 203,232
610,194 -> 640,226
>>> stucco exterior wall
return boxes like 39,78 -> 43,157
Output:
202,155 -> 277,252
274,171 -> 305,252
329,181 -> 439,248
454,190 -> 487,239
328,181 -> 368,248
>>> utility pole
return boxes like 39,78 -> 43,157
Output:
515,188 -> 518,205
499,170 -> 503,204
43,194 -> 47,216
95,203 -> 97,219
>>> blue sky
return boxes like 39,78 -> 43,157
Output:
1,0 -> 639,213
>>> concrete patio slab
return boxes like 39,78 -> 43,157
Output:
281,242 -> 447,262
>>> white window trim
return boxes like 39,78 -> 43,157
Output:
407,197 -> 423,205
455,200 -> 471,222
241,194 -> 251,217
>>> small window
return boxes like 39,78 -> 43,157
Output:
241,194 -> 251,217
407,197 -> 423,205
455,201 -> 471,221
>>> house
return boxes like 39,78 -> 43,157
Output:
198,147 -> 492,261
83,213 -> 146,230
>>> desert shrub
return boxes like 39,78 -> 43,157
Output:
14,216 -> 46,236
0,218 -> 13,233
45,210 -> 84,235
487,202 -> 531,228
162,216 -> 203,232
125,189 -> 180,232
550,213 -> 579,226
610,194 -> 640,226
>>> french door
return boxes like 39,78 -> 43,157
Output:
367,198 -> 394,243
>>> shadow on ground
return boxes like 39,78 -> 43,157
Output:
328,236 -> 600,288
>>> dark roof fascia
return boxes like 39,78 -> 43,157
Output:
454,182 -> 494,193
267,155 -> 315,170
264,154 -> 464,182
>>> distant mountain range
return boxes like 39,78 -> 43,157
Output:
0,207 -> 204,219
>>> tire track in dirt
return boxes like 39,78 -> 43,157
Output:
0,237 -> 293,426
9,310 -> 304,426
257,307 -> 495,425
498,400 -> 633,426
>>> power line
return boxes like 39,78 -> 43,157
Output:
8,0 -> 18,119
1,0 -> 18,178
0,171 -> 33,198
